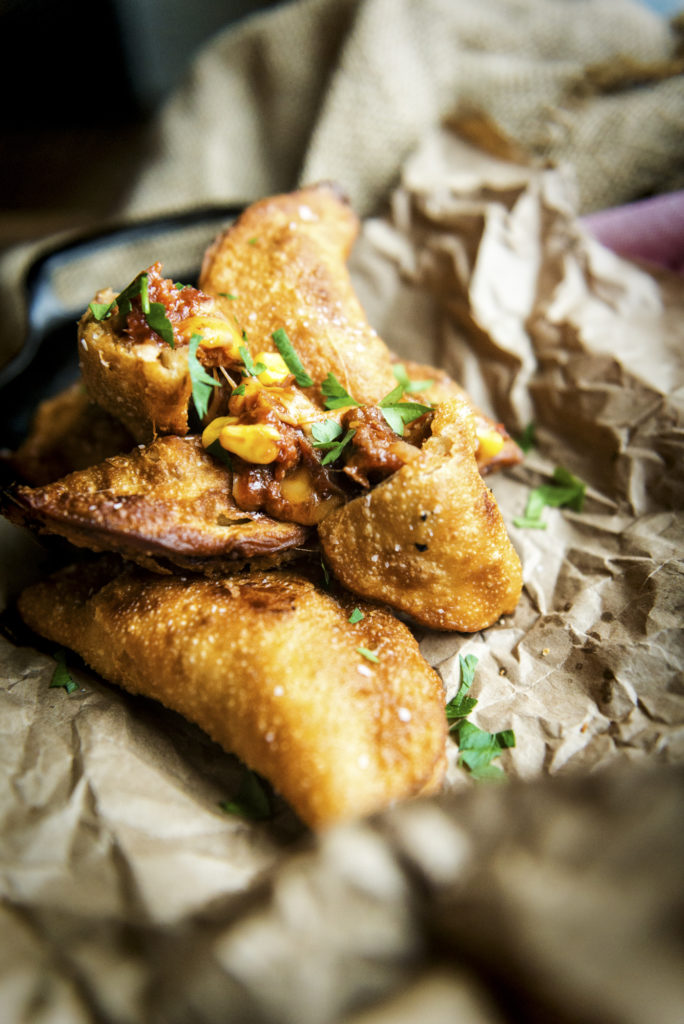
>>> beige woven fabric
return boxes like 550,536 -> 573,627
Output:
1,0 -> 682,365
126,0 -> 684,217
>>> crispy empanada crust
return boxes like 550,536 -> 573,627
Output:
200,183 -> 398,406
18,562 -> 448,828
4,382 -> 134,485
3,435 -> 310,574
318,398 -> 523,632
78,288 -> 195,442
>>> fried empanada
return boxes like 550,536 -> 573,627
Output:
18,562 -> 448,828
317,397 -> 523,632
78,264 -> 242,441
3,435 -> 310,574
4,382 -> 134,485
200,183 -> 399,405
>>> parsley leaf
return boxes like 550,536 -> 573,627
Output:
188,335 -> 219,419
446,654 -> 516,780
516,421 -> 536,453
272,328 -> 314,387
513,466 -> 586,529
357,646 -> 379,663
392,363 -> 433,393
311,419 -> 343,446
321,372 -> 360,410
445,653 -> 479,721
89,301 -> 112,320
219,769 -> 271,820
147,302 -> 175,348
239,344 -> 266,378
49,650 -> 78,694
348,607 -> 364,624
377,383 -> 431,435
320,427 -> 356,466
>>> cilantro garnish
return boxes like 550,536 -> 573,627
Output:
357,646 -> 379,663
321,372 -> 360,410
392,363 -> 433,393
311,420 -> 342,445
316,426 -> 356,466
188,334 -> 219,419
239,344 -> 266,378
232,383 -> 246,396
348,607 -> 364,624
147,301 -> 175,348
378,383 -> 431,436
219,769 -> 271,821
88,270 -> 175,347
272,328 -> 314,387
446,654 -> 515,780
49,650 -> 78,694
513,466 -> 586,530
516,421 -> 536,453
219,292 -> 237,299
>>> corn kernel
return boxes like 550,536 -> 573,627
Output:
255,351 -> 290,386
219,423 -> 281,464
228,377 -> 262,416
202,416 -> 239,448
280,465 -> 315,504
476,428 -> 505,461
181,315 -> 243,358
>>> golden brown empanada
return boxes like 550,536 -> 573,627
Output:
318,397 -> 523,632
3,435 -> 311,574
18,562 -> 448,828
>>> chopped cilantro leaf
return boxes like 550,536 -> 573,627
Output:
311,419 -> 343,446
219,292 -> 237,299
147,301 -> 175,348
379,382 -> 405,406
514,466 -> 586,529
446,654 -> 516,780
392,363 -> 433,393
348,607 -> 364,624
139,273 -> 150,313
89,300 -> 112,320
321,372 -> 360,410
219,769 -> 271,820
232,383 -> 246,396
380,401 -> 431,437
248,237 -> 259,245
49,650 -> 78,694
517,421 -> 536,453
272,329 -> 314,387
188,335 -> 219,419
238,344 -> 266,377
320,427 -> 355,466
357,646 -> 379,663
174,281 -> 192,289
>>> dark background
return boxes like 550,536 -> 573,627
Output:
0,0 -> 283,248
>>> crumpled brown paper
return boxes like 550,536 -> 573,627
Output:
1,126 -> 683,1022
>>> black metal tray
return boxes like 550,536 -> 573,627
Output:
0,204 -> 242,449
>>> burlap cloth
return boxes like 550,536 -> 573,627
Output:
1,1 -> 683,1022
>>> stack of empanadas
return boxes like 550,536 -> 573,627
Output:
3,183 -> 523,827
